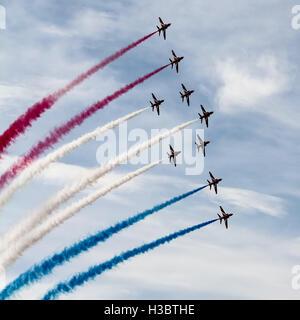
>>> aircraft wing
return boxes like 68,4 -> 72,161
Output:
187,96 -> 190,106
197,134 -> 203,144
176,62 -> 179,73
209,171 -> 215,180
157,106 -> 160,116
225,219 -> 228,229
159,17 -> 164,24
163,29 -> 166,40
172,50 -> 176,58
214,183 -> 218,194
198,113 -> 203,122
220,206 -> 225,214
201,104 -> 206,113
205,117 -> 209,127
169,145 -> 174,153
174,151 -> 181,157
181,83 -> 187,91
152,93 -> 157,101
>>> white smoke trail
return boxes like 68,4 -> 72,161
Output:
0,107 -> 149,213
0,119 -> 197,255
0,160 -> 161,268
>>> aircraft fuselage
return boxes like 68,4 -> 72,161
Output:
220,213 -> 233,220
160,23 -> 171,31
213,178 -> 222,185
184,90 -> 194,97
156,99 -> 164,106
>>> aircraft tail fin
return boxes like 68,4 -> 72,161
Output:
180,92 -> 184,102
157,26 -> 161,35
207,180 -> 211,189
198,113 -> 203,123
167,153 -> 171,163
218,214 -> 222,223
150,101 -> 154,111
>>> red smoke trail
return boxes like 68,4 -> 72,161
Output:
0,63 -> 169,190
0,31 -> 158,156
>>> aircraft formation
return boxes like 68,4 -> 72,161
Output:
0,16 -> 239,300
153,18 -> 234,228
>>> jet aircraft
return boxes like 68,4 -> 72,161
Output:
150,93 -> 164,116
207,171 -> 222,194
169,50 -> 184,73
217,206 -> 233,229
180,83 -> 194,106
157,17 -> 171,40
195,134 -> 210,157
198,105 -> 214,128
167,144 -> 181,167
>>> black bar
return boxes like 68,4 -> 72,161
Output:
0,300 -> 298,318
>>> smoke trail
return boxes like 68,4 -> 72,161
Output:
0,185 -> 207,300
0,63 -> 169,190
0,31 -> 157,156
0,161 -> 162,267
42,219 -> 217,300
0,119 -> 196,255
0,107 -> 149,212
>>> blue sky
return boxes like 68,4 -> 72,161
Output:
0,0 -> 299,299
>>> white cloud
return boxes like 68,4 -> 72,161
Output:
215,55 -> 289,113
206,186 -> 286,217
0,84 -> 32,110
41,9 -> 117,39
0,85 -> 27,100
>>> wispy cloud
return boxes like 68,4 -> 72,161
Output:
206,186 -> 286,217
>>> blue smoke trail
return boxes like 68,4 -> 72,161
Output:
0,185 -> 207,300
42,219 -> 218,300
